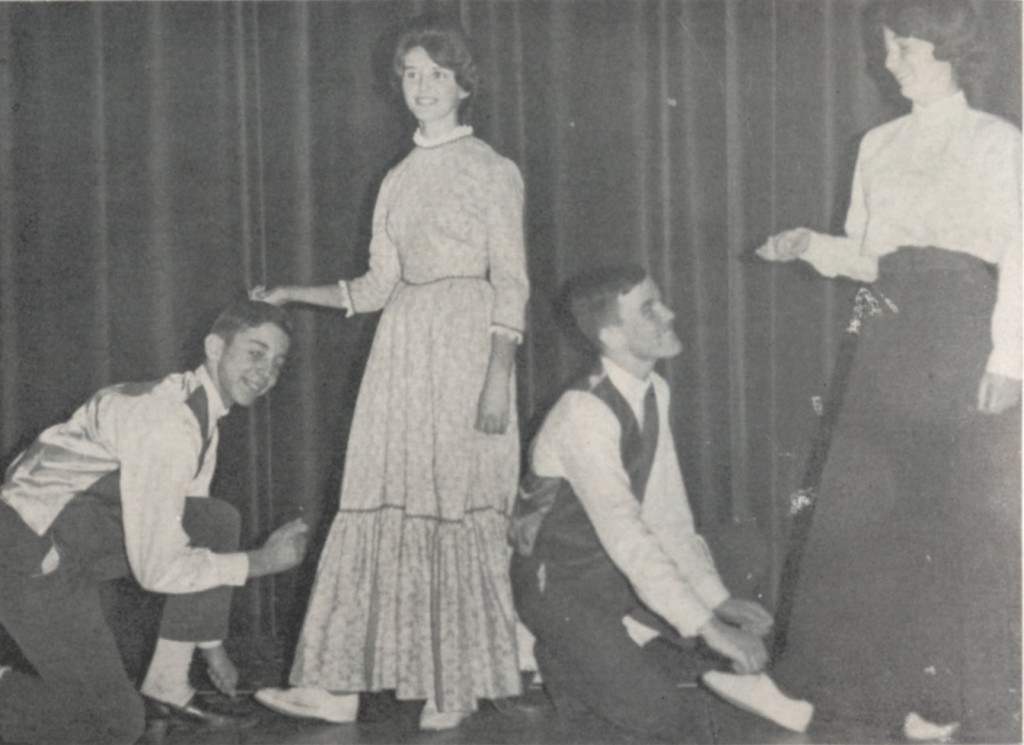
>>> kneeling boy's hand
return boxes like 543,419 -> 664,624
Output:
698,617 -> 768,675
714,598 -> 773,637
248,518 -> 310,577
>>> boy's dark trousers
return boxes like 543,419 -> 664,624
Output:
512,552 -> 715,744
0,495 -> 241,745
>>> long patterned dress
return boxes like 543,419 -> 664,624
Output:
289,132 -> 529,711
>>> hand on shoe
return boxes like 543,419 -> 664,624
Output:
698,618 -> 768,674
201,644 -> 239,698
714,598 -> 773,637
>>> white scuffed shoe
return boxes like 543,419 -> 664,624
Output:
419,699 -> 470,731
254,686 -> 358,723
701,671 -> 814,733
903,712 -> 960,742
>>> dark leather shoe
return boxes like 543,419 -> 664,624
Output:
489,691 -> 555,719
143,694 -> 241,729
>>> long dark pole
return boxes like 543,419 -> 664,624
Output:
771,285 -> 894,659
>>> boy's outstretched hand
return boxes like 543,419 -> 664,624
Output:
247,518 -> 310,577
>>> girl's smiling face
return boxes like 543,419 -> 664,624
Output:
882,26 -> 959,105
401,46 -> 469,133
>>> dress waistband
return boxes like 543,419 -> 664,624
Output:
400,275 -> 487,287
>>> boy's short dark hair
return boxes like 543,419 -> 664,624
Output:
209,300 -> 293,345
563,263 -> 648,350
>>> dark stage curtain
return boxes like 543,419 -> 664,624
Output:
1,1 -> 1019,639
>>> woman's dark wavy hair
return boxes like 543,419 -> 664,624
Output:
391,13 -> 480,125
872,0 -> 985,85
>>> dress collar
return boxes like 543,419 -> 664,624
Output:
195,364 -> 230,425
413,125 -> 474,149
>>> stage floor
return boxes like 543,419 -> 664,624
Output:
136,636 -> 867,745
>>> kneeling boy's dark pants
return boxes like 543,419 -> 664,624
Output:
512,554 -> 714,744
0,496 -> 241,745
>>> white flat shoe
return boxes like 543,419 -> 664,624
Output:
904,712 -> 960,742
254,686 -> 358,724
419,699 -> 470,730
701,671 -> 814,733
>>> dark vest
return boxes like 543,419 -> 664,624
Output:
47,384 -> 212,578
510,372 -> 658,615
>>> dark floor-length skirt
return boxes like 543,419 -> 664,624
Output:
773,247 -> 1021,742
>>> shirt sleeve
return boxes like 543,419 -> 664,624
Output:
347,170 -> 402,314
533,392 -> 717,637
336,280 -> 355,318
800,142 -> 880,283
118,403 -> 249,594
486,158 -> 530,336
645,383 -> 730,610
980,127 -> 1022,379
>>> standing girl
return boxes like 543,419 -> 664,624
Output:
253,14 -> 528,730
710,1 -> 1021,740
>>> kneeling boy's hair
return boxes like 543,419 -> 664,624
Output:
210,300 -> 294,344
562,263 -> 647,350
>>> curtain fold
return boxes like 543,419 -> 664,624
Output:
1,0 -> 1019,635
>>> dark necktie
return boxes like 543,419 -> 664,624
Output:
640,384 -> 659,467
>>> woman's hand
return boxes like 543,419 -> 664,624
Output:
977,372 -> 1022,415
475,373 -> 510,434
756,228 -> 812,262
250,285 -> 290,306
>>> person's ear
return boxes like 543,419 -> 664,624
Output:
204,333 -> 225,363
598,324 -> 624,353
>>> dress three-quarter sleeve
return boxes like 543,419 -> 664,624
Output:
346,169 -> 403,314
486,158 -> 529,338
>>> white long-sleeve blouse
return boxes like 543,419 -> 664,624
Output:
801,90 -> 1022,379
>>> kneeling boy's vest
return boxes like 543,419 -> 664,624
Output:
510,371 -> 657,615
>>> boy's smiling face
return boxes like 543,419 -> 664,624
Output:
206,322 -> 290,408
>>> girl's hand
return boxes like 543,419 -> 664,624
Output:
977,372 -> 1022,415
756,228 -> 811,262
475,374 -> 510,434
250,285 -> 289,306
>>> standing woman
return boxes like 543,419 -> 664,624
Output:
734,0 -> 1020,740
252,14 -> 528,730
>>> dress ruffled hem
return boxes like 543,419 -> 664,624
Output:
290,506 -> 522,710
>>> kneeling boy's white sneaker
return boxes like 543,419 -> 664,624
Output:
701,671 -> 814,733
903,712 -> 960,742
254,686 -> 358,723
